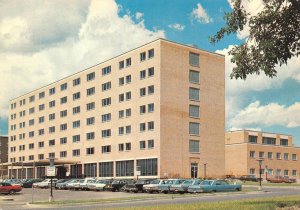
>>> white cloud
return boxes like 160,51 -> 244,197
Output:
216,46 -> 300,131
135,12 -> 143,21
229,101 -> 300,128
168,23 -> 185,31
0,0 -> 165,120
191,3 -> 213,24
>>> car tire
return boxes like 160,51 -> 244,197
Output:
9,190 -> 16,195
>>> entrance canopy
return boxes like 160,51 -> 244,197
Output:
2,160 -> 80,167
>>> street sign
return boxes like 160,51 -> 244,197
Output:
47,166 -> 56,177
136,171 -> 141,176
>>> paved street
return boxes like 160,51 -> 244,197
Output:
1,186 -> 300,210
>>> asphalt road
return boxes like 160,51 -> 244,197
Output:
1,186 -> 300,210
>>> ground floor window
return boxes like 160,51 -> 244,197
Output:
191,162 -> 198,178
84,163 -> 97,177
99,162 -> 114,177
136,158 -> 158,176
249,168 -> 255,175
116,160 -> 134,177
70,164 -> 82,178
36,167 -> 45,178
27,168 -> 33,179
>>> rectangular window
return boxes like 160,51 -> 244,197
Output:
148,121 -> 154,130
148,85 -> 154,95
60,137 -> 67,144
86,117 -> 95,125
284,170 -> 289,176
250,151 -> 255,158
189,140 -> 200,153
189,105 -> 200,118
102,129 -> 111,138
119,110 -> 124,118
39,91 -> 45,99
60,123 -> 67,131
140,52 -> 146,61
140,88 -> 146,97
119,60 -> 124,69
29,107 -> 35,114
148,139 -> 154,148
136,158 -> 158,176
248,135 -> 258,143
38,154 -> 44,160
87,102 -> 95,111
49,100 -> 55,108
119,127 -> 124,135
87,72 -> 95,81
49,87 -> 56,95
87,87 -> 95,96
140,105 -> 146,114
102,66 -> 111,75
148,49 -> 154,59
102,97 -> 111,106
189,122 -> 200,135
126,58 -> 131,67
38,141 -> 44,148
280,138 -> 288,146
72,135 -> 80,143
268,152 -> 273,159
73,106 -> 81,114
119,77 -> 125,86
38,129 -> 44,136
189,52 -> 200,66
140,70 -> 146,79
29,155 -> 34,161
101,145 -> 111,153
119,143 -> 124,151
60,83 -> 67,91
102,113 -> 111,122
73,92 -> 80,100
140,123 -> 146,132
99,162 -> 114,177
140,141 -> 146,149
86,132 -> 95,140
276,153 -> 281,160
292,170 -> 297,177
189,70 -> 200,84
126,91 -> 131,100
249,168 -> 255,175
116,160 -> 134,176
102,82 -> 111,91
73,120 -> 80,128
276,169 -> 281,176
119,94 -> 124,102
292,154 -> 297,161
29,119 -> 34,126
284,153 -> 289,160
73,78 -> 81,86
86,147 -> 95,155
60,151 -> 67,158
72,149 -> 80,157
49,126 -> 55,133
39,104 -> 45,111
259,151 -> 265,158
125,143 -> 131,151
125,75 -> 131,83
49,139 -> 55,146
125,125 -> 131,134
148,67 -> 154,76
262,137 -> 276,145
60,110 -> 67,118
29,143 -> 34,149
148,103 -> 154,112
29,95 -> 35,102
60,96 -> 67,104
189,88 -> 200,101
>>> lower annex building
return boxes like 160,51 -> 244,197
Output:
7,39 -> 225,179
225,130 -> 300,180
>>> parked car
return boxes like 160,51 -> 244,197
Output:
78,178 -> 96,190
88,179 -> 112,191
239,175 -> 259,182
21,179 -> 43,188
33,179 -> 58,189
143,179 -> 164,193
123,179 -> 156,193
67,179 -> 82,190
105,179 -> 133,192
267,176 -> 296,183
56,179 -> 73,190
158,179 -> 185,194
169,179 -> 201,194
0,182 -> 22,195
188,180 -> 242,193
3,179 -> 22,186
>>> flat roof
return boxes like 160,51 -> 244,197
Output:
226,129 -> 292,137
9,38 -> 224,102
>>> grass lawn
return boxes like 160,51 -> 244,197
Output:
110,195 -> 300,210
242,181 -> 300,187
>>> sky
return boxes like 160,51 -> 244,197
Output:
0,0 -> 300,145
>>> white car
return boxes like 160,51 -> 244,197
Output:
66,179 -> 81,190
78,178 -> 96,190
33,179 -> 58,189
143,179 -> 164,193
88,180 -> 111,191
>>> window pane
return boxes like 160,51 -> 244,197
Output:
189,88 -> 200,101
189,105 -> 200,118
189,52 -> 199,66
189,70 -> 200,84
189,122 -> 200,135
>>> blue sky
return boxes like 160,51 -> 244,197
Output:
0,0 -> 300,145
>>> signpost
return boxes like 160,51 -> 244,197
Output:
47,158 -> 57,202
136,166 -> 141,180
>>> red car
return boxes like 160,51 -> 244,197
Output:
0,182 -> 22,195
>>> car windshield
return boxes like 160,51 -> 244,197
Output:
183,180 -> 192,185
112,180 -> 120,184
165,180 -> 175,184
200,180 -> 212,185
150,180 -> 160,184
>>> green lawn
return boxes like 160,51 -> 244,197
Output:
109,195 -> 300,210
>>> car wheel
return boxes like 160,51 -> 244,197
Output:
9,190 -> 16,195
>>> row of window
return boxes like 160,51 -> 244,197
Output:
249,168 -> 298,177
248,135 -> 289,146
249,151 -> 297,161
10,140 -> 155,161
10,54 -> 156,111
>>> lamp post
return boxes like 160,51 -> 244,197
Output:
257,159 -> 263,190
203,163 -> 207,179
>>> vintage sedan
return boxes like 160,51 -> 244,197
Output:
88,179 -> 112,191
0,182 -> 22,195
169,179 -> 201,194
21,179 -> 43,188
143,179 -> 163,193
188,180 -> 242,193
158,179 -> 185,194
33,179 -> 58,189
105,179 -> 133,192
123,179 -> 156,193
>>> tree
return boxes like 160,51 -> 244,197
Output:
210,0 -> 300,80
